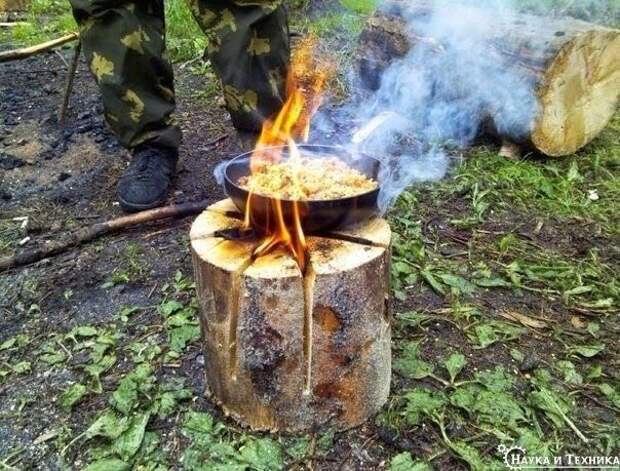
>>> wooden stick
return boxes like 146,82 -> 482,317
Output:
0,22 -> 29,27
0,32 -> 78,63
59,40 -> 82,124
0,200 -> 210,272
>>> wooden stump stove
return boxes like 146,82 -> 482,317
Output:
191,199 -> 392,432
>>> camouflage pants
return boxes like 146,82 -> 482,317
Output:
69,0 -> 289,150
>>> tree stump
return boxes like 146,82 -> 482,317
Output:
190,199 -> 392,432
358,1 -> 620,156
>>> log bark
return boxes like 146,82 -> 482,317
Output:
357,2 -> 620,156
191,199 -> 392,432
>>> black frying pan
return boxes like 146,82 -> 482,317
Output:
224,145 -> 381,233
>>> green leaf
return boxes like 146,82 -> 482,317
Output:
239,438 -> 284,470
510,349 -> 525,363
402,388 -> 446,425
474,277 -> 512,289
86,411 -> 130,440
472,390 -> 527,429
449,441 -> 488,470
110,364 -> 154,415
84,458 -> 129,471
421,269 -> 445,295
469,321 -> 523,349
158,300 -> 184,317
12,361 -> 31,374
113,412 -> 150,461
394,343 -> 433,380
393,261 -> 414,275
40,352 -> 66,365
556,361 -> 582,385
451,381 -> 525,431
183,411 -> 217,436
316,431 -> 335,455
566,161 -> 581,182
84,354 -> 117,394
118,306 -> 141,322
450,384 -> 479,410
569,344 -> 604,358
474,367 -> 514,393
0,337 -> 17,351
169,324 -> 200,353
585,364 -> 603,380
75,326 -> 98,337
389,452 -> 431,471
517,429 -> 553,458
438,274 -> 476,296
563,285 -> 593,297
153,384 -> 192,418
443,353 -> 467,383
586,322 -> 600,337
396,311 -> 430,328
59,383 -> 87,409
283,437 -> 310,461
529,387 -> 572,429
598,384 -> 620,409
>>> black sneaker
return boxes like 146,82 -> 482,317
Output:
117,144 -> 178,213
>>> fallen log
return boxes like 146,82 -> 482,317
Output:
0,32 -> 78,63
358,2 -> 620,156
0,200 -> 210,271
192,199 -> 392,432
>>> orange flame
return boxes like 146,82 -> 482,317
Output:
244,37 -> 331,271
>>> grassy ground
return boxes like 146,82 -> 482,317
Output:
1,1 -> 619,470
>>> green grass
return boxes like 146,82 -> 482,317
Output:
1,0 -> 207,63
340,0 -> 378,15
164,0 -> 208,63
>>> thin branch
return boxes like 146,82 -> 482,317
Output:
0,32 -> 79,63
59,40 -> 82,124
0,200 -> 210,271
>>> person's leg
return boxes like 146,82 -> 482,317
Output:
69,0 -> 181,150
188,0 -> 290,132
69,0 -> 181,211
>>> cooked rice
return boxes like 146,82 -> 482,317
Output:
238,157 -> 377,200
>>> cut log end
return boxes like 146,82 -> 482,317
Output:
534,30 -> 620,156
191,200 -> 392,432
357,4 -> 620,157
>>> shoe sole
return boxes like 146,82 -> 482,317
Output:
118,194 -> 168,213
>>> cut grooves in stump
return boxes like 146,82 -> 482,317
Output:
191,199 -> 391,432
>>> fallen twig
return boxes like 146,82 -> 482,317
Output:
59,40 -> 82,124
53,48 -> 69,68
0,200 -> 210,272
0,32 -> 79,63
0,21 -> 29,27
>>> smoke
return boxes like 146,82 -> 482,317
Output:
331,0 -> 543,212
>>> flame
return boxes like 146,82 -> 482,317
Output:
244,37 -> 331,271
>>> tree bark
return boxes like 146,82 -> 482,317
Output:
191,199 -> 392,432
358,2 -> 620,156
